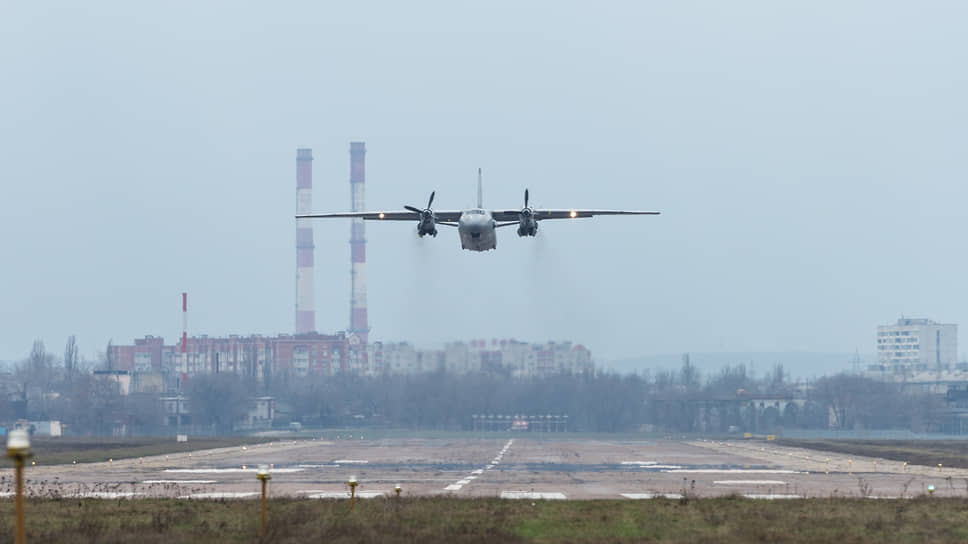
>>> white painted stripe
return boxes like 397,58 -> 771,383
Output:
164,468 -> 304,474
622,461 -> 656,465
333,460 -> 369,464
444,484 -> 463,491
665,469 -> 801,474
75,492 -> 141,499
641,465 -> 682,469
743,494 -> 803,500
472,469 -> 483,475
180,492 -> 259,499
714,480 -> 787,485
457,479 -> 471,485
501,491 -> 566,500
142,480 -> 216,484
621,493 -> 683,500
297,464 -> 340,468
305,491 -> 383,499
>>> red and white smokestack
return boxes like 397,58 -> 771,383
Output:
295,148 -> 316,334
349,142 -> 369,343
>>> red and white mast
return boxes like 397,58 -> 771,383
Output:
295,148 -> 316,334
349,142 -> 369,343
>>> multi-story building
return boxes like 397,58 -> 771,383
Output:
111,334 -> 595,387
876,318 -> 957,373
368,339 -> 594,378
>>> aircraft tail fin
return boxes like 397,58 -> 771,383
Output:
477,168 -> 483,208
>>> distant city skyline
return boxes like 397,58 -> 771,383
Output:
2,2 -> 966,369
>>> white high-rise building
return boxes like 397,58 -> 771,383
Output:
876,318 -> 957,372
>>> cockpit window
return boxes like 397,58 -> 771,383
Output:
468,209 -> 485,215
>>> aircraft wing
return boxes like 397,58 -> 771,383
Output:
296,210 -> 464,222
490,209 -> 660,221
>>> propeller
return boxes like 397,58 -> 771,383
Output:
521,189 -> 532,217
405,191 -> 435,216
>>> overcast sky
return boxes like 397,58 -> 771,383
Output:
2,1 -> 966,367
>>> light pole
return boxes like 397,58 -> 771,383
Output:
256,464 -> 271,537
348,476 -> 358,511
7,429 -> 31,544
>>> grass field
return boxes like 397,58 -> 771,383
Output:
0,436 -> 272,468
776,439 -> 968,469
0,496 -> 966,543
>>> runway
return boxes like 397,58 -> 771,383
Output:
10,436 -> 967,500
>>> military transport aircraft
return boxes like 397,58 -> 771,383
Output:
296,169 -> 660,252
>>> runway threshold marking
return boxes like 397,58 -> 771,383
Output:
501,491 -> 566,500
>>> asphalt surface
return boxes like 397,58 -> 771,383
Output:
7,436 -> 967,500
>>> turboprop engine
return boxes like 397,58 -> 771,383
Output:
516,189 -> 538,237
405,191 -> 438,237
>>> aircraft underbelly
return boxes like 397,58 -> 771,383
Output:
459,227 -> 496,251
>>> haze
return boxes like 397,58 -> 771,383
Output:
2,1 -> 966,369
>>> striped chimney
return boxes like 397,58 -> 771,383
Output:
295,148 -> 316,334
349,142 -> 369,343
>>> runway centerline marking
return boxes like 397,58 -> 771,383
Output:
443,439 -> 513,493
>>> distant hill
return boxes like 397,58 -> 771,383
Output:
601,352 -> 873,380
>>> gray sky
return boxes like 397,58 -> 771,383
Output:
2,1 -> 966,366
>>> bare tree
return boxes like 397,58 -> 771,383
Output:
64,335 -> 79,384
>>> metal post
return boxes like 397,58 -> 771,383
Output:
256,464 -> 271,538
260,478 -> 267,537
348,476 -> 358,511
14,456 -> 25,544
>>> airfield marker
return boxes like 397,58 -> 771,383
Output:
6,429 -> 30,544
256,465 -> 271,537
348,476 -> 359,511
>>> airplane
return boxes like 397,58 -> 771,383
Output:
296,169 -> 660,252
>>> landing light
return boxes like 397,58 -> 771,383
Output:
379,212 -> 385,219
569,210 -> 577,218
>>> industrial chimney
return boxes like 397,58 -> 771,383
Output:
349,142 -> 369,343
295,148 -> 315,334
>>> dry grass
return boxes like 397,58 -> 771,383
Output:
0,496 -> 967,543
0,437 -> 272,468
776,439 -> 968,469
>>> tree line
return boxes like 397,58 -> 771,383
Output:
3,339 -> 951,435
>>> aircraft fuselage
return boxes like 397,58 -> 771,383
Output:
458,209 -> 497,251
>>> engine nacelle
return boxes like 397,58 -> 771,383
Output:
517,209 -> 537,237
418,210 -> 437,237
